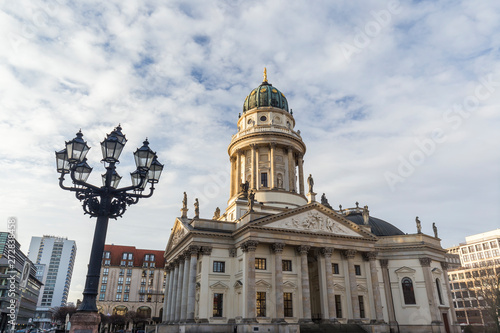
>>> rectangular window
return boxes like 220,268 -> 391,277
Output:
470,254 -> 477,260
145,254 -> 150,261
284,292 -> 293,317
124,286 -> 130,293
128,261 -> 133,266
120,260 -> 126,266
127,269 -> 132,276
118,277 -> 123,285
139,295 -> 145,302
461,248 -> 468,254
332,263 -> 339,274
335,295 -> 342,318
493,249 -> 500,257
119,269 -> 124,276
122,253 -> 128,260
99,293 -> 105,301
354,265 -> 361,276
104,260 -> 110,266
100,285 -> 106,292
358,296 -> 365,318
116,294 -> 121,301
463,255 -> 469,262
485,251 -> 492,258
103,268 -> 109,276
213,261 -> 225,273
260,173 -> 268,187
126,277 -> 131,285
117,285 -> 122,293
483,242 -> 490,250
256,292 -> 266,317
151,254 -> 155,261
475,244 -> 482,251
124,293 -> 129,302
102,276 -> 108,284
213,293 -> 223,317
255,258 -> 267,270
491,241 -> 498,248
150,262 -> 155,268
128,253 -> 133,260
468,246 -> 475,253
282,260 -> 292,272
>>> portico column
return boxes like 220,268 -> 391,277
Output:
180,252 -> 190,322
230,156 -> 236,197
236,150 -> 242,193
322,248 -> 336,321
165,265 -> 170,322
297,245 -> 312,322
364,252 -> 384,322
380,259 -> 396,324
241,240 -> 259,322
298,154 -> 304,195
186,245 -> 200,323
270,143 -> 276,188
420,257 -> 440,323
441,262 -> 458,326
344,250 -> 360,321
287,147 -> 294,192
174,254 -> 185,323
251,145 -> 257,189
272,243 -> 285,322
170,259 -> 180,322
166,263 -> 175,323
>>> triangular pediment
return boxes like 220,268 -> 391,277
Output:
432,267 -> 443,275
283,281 -> 297,290
255,280 -> 272,289
210,281 -> 229,290
252,204 -> 373,239
165,218 -> 190,254
395,266 -> 416,275
333,283 -> 346,291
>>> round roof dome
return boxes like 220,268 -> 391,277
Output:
243,81 -> 289,112
344,213 -> 405,237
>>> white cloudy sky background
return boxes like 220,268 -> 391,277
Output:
1,0 -> 499,303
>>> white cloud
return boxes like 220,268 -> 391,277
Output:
0,0 -> 499,304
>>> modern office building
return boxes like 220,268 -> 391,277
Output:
0,231 -> 42,332
27,235 -> 77,329
447,229 -> 500,327
96,245 -> 166,330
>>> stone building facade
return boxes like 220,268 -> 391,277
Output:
96,245 -> 166,328
159,74 -> 460,333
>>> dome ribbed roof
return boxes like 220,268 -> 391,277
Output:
344,213 -> 405,237
243,81 -> 289,112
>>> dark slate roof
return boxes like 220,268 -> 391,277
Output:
344,214 -> 405,237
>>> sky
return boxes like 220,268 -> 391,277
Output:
1,0 -> 499,305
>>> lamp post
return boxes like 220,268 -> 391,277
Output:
55,125 -> 163,333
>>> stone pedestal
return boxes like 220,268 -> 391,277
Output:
306,191 -> 317,203
69,312 -> 100,333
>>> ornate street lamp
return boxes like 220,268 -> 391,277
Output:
56,126 -> 164,315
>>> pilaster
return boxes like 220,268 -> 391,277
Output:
297,245 -> 312,323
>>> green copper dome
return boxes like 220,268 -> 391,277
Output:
243,81 -> 289,112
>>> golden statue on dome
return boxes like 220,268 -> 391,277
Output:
263,67 -> 268,83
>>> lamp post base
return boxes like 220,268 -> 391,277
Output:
69,312 -> 101,333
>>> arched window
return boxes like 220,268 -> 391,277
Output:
436,278 -> 444,305
402,277 -> 416,304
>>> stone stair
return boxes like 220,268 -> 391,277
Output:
299,323 -> 367,333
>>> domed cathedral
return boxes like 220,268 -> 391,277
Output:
158,71 -> 460,333
226,69 -> 307,221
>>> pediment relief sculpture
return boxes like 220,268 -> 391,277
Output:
263,211 -> 361,237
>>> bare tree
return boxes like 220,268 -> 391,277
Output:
468,262 -> 500,332
51,305 -> 77,326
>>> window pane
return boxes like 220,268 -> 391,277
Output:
284,292 -> 293,317
256,292 -> 266,317
213,293 -> 223,317
255,258 -> 266,270
402,277 -> 416,304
